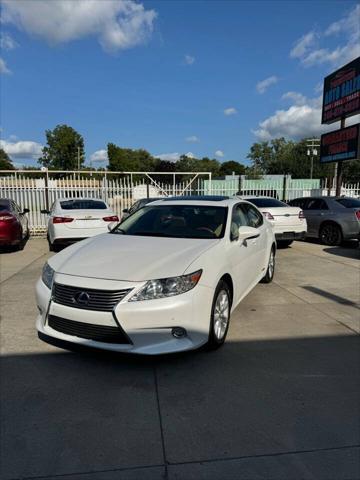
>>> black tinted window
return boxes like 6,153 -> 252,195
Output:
336,198 -> 360,208
60,200 -> 107,210
306,199 -> 328,210
248,198 -> 287,208
0,200 -> 11,211
289,199 -> 305,208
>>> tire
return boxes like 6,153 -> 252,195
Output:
319,223 -> 342,246
47,236 -> 59,252
261,246 -> 276,284
207,280 -> 232,350
277,240 -> 293,248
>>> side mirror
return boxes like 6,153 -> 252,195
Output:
107,222 -> 117,231
122,208 -> 129,214
238,226 -> 260,241
40,209 -> 50,214
23,208 -> 30,214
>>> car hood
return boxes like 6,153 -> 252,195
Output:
49,233 -> 219,281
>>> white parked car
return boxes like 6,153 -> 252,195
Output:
241,196 -> 307,247
36,196 -> 276,355
42,198 -> 119,251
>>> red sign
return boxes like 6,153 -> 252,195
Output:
320,124 -> 360,163
322,57 -> 360,124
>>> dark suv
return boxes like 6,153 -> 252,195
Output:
288,196 -> 360,246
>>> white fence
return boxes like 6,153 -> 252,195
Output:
0,170 -> 359,234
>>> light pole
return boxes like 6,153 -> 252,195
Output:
306,138 -> 320,179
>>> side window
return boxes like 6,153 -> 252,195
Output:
243,204 -> 264,228
230,204 -> 248,240
306,199 -> 328,210
129,201 -> 140,214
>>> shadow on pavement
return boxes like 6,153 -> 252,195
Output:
1,334 -> 359,480
323,243 -> 360,260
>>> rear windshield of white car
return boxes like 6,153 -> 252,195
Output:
335,198 -> 360,208
112,205 -> 228,239
60,200 -> 107,210
247,198 -> 287,208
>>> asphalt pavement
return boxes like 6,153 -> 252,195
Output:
1,238 -> 359,480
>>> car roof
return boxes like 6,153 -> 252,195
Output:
150,195 -> 242,207
56,197 -> 106,203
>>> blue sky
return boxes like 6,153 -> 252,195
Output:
0,0 -> 359,168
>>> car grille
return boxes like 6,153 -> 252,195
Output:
48,315 -> 130,344
52,283 -> 132,312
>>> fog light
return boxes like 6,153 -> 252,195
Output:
172,327 -> 187,338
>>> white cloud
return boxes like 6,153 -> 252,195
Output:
256,76 -> 278,94
290,5 -> 360,68
185,135 -> 199,143
215,150 -> 224,158
156,152 -> 180,162
2,0 -> 157,52
0,139 -> 43,158
0,32 -> 18,50
184,54 -> 195,65
281,91 -> 307,106
186,152 -> 196,158
0,57 -> 11,74
253,92 -> 343,141
224,107 -> 237,116
290,32 -> 316,59
90,149 -> 108,163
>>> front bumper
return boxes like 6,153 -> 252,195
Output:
36,274 -> 213,355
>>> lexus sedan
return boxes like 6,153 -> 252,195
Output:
42,198 -> 119,251
241,196 -> 307,247
0,198 -> 30,250
288,196 -> 360,246
36,196 -> 276,355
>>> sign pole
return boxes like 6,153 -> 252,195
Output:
335,117 -> 345,196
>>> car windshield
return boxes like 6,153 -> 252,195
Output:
335,198 -> 360,208
247,198 -> 287,208
112,204 -> 228,239
60,200 -> 107,210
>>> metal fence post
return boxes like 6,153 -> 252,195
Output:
282,175 -> 287,201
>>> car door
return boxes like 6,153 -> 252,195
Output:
302,198 -> 329,236
228,203 -> 265,304
11,201 -> 24,237
241,202 -> 269,278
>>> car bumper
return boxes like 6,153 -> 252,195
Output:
275,231 -> 306,241
35,274 -> 213,355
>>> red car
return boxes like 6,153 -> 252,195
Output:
0,199 -> 30,250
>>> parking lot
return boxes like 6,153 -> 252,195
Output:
1,238 -> 359,480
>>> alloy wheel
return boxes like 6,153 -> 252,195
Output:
213,289 -> 230,340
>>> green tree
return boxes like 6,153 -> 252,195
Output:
219,160 -> 246,176
39,124 -> 85,170
107,143 -> 156,171
0,148 -> 15,169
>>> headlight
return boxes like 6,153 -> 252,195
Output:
42,262 -> 55,290
129,270 -> 202,302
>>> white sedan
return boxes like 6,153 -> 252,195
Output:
241,196 -> 307,247
42,198 -> 119,251
36,196 -> 276,355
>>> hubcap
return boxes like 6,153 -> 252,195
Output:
268,250 -> 275,278
214,290 -> 229,340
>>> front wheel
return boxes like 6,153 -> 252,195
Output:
261,246 -> 275,283
207,280 -> 231,350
